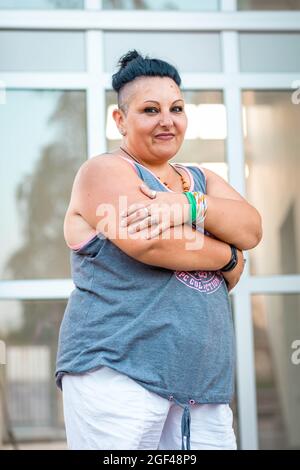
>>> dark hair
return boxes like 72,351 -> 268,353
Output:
112,50 -> 182,99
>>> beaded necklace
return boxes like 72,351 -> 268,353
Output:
120,147 -> 190,192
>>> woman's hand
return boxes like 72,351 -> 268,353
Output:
121,183 -> 190,239
222,249 -> 246,292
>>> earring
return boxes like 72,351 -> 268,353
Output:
120,129 -> 126,136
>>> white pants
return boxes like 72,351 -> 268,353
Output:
62,366 -> 237,450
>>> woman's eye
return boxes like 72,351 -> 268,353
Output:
144,107 -> 158,114
144,106 -> 184,114
172,106 -> 183,112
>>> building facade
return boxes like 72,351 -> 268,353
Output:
0,0 -> 300,450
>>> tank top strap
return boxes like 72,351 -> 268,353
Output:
117,155 -> 171,191
184,164 -> 207,194
117,155 -> 206,195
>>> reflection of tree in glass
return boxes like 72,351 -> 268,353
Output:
3,301 -> 67,433
3,91 -> 86,413
5,301 -> 66,347
5,91 -> 86,280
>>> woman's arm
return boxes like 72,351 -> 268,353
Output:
201,167 -> 263,250
75,155 -> 232,272
204,195 -> 262,250
139,225 -> 233,271
126,166 -> 262,251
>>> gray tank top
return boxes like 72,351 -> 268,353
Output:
56,156 -> 236,450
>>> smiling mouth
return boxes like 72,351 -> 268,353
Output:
155,134 -> 175,140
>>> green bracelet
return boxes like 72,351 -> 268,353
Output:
183,192 -> 197,223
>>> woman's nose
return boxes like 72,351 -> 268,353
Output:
159,114 -> 173,127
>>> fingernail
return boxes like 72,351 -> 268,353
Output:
120,220 -> 127,227
128,226 -> 135,234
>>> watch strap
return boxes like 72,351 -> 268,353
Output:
221,245 -> 238,272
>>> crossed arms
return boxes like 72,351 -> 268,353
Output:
74,155 -> 262,272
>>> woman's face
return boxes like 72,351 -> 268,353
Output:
115,76 -> 188,163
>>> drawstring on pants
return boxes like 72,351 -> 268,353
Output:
172,398 -> 191,450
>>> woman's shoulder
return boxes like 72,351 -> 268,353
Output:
78,152 -> 138,175
77,152 -> 119,171
64,152 -> 141,249
63,154 -> 110,250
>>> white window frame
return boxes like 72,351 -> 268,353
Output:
1,0 -> 300,450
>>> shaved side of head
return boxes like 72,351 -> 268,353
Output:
118,77 -> 145,115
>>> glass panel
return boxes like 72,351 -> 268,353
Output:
252,295 -> 300,449
243,91 -> 300,276
0,0 -> 83,8
0,90 -> 87,280
106,90 -> 227,177
0,300 -> 67,445
238,0 -> 300,10
103,0 -> 219,10
0,31 -> 85,72
239,33 -> 300,73
104,32 -> 222,73
178,91 -> 227,182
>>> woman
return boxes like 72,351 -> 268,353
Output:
56,50 -> 262,450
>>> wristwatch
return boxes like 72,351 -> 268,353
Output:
221,244 -> 238,272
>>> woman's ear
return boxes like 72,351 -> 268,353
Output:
113,108 -> 127,136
